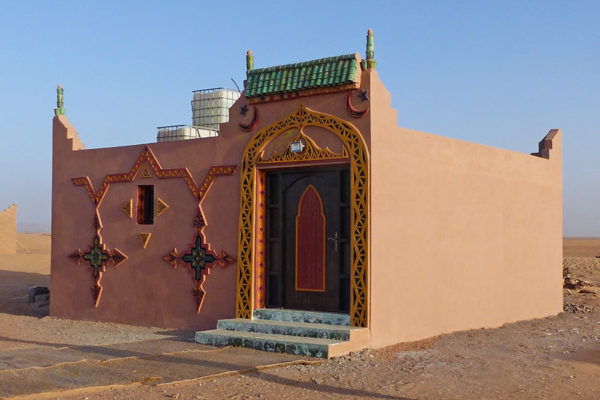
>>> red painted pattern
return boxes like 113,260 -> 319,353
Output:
295,186 -> 326,292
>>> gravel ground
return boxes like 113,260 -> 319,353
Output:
1,235 -> 599,399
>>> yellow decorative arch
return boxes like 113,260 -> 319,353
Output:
236,104 -> 370,327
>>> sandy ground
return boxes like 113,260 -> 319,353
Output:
0,234 -> 598,399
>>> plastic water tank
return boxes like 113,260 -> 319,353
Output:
192,88 -> 240,131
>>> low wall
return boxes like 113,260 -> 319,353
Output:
0,204 -> 17,254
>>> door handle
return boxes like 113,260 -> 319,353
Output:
327,232 -> 339,252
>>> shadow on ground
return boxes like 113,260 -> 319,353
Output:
0,334 -> 411,400
0,269 -> 50,317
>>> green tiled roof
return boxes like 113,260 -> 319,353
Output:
245,54 -> 358,98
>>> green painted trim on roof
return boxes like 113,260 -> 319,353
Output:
54,85 -> 65,116
245,54 -> 358,98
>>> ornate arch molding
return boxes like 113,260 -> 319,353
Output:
236,104 -> 370,327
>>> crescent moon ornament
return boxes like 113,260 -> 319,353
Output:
239,106 -> 259,132
346,91 -> 370,118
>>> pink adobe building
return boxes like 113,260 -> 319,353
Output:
51,31 -> 562,358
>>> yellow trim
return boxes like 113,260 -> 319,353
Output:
156,197 -> 169,216
294,185 -> 327,293
140,232 -> 151,249
140,164 -> 152,178
236,104 -> 370,327
259,130 -> 348,164
254,171 -> 267,309
121,199 -> 132,218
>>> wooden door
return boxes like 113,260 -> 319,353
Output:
265,167 -> 350,313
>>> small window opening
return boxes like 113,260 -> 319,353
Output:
137,185 -> 154,224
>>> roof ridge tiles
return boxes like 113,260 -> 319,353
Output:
247,53 -> 357,75
245,53 -> 359,99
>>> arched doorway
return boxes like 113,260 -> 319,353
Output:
236,105 -> 370,327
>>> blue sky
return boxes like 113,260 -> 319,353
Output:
0,1 -> 598,235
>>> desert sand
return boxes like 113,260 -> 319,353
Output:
0,234 -> 598,399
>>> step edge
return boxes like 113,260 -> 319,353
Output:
252,309 -> 351,326
217,319 -> 351,340
195,329 -> 343,346
219,318 -> 353,331
253,308 -> 350,319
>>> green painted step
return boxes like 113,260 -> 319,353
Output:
252,309 -> 350,326
195,329 -> 337,358
217,318 -> 351,341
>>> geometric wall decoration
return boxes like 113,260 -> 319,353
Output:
156,197 -> 169,216
69,225 -> 128,306
140,232 -> 151,249
163,210 -> 234,313
236,104 -> 370,328
71,145 -> 236,308
258,129 -> 348,165
73,146 -> 196,207
140,164 -> 152,178
162,166 -> 237,313
121,199 -> 133,218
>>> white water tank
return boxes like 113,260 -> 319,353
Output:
192,88 -> 240,131
157,87 -> 240,142
156,125 -> 218,142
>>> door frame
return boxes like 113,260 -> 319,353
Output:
235,104 -> 370,328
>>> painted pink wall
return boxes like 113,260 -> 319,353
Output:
367,69 -> 563,347
51,116 -> 244,330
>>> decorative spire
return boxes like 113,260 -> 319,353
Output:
54,84 -> 65,116
246,50 -> 254,73
366,29 -> 376,69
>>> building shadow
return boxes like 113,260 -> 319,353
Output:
0,334 -> 411,399
238,369 -> 414,399
155,329 -> 197,342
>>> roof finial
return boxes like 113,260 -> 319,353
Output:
246,50 -> 254,73
54,84 -> 65,116
366,29 -> 376,69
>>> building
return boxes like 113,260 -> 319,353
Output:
51,31 -> 562,358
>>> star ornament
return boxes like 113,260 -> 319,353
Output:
358,89 -> 369,102
240,104 -> 249,116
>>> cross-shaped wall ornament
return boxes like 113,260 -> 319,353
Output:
69,231 -> 128,307
163,195 -> 235,312
163,210 -> 234,312
162,165 -> 236,313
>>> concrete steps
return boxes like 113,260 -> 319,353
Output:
195,309 -> 369,359
252,308 -> 350,326
217,318 -> 352,340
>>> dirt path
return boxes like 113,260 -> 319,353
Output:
0,234 -> 598,399
0,339 -> 307,398
45,311 -> 599,400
